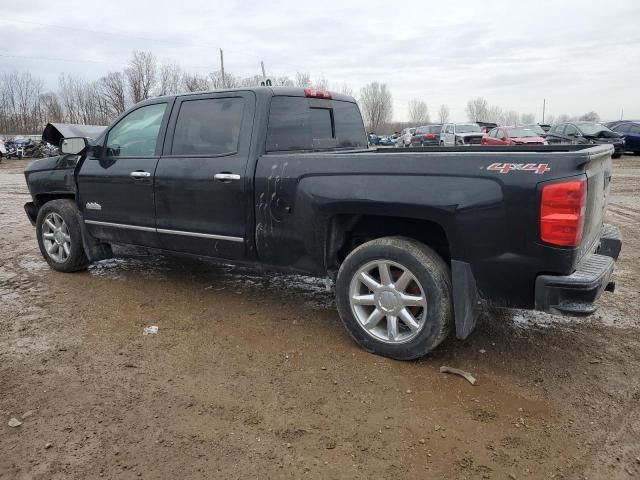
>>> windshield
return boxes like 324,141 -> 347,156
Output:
578,123 -> 609,136
416,125 -> 441,134
523,125 -> 545,135
509,128 -> 539,138
456,124 -> 481,133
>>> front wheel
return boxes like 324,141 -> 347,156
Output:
335,237 -> 453,360
36,199 -> 89,272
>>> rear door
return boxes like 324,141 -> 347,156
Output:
79,100 -> 171,247
628,124 -> 640,151
154,91 -> 255,259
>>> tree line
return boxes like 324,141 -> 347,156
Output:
0,50 -> 351,136
0,49 -> 602,137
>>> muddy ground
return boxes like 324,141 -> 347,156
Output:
1,156 -> 639,480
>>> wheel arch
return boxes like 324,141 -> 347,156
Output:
325,214 -> 452,277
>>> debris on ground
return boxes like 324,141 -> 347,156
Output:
20,411 -> 34,419
440,366 -> 477,385
8,418 -> 22,428
143,326 -> 159,335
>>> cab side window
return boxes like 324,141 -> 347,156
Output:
105,103 -> 167,157
171,97 -> 245,156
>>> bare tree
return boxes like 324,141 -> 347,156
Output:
466,97 -> 489,122
125,51 -> 157,104
335,83 -> 354,97
182,73 -> 210,92
557,113 -> 571,123
520,113 -> 535,124
273,76 -> 294,87
39,92 -> 64,124
503,110 -> 520,126
99,72 -> 127,118
486,105 -> 504,124
157,62 -> 182,96
313,74 -> 329,91
359,82 -> 393,132
579,111 -> 600,122
210,70 -> 241,89
408,99 -> 429,124
438,104 -> 450,124
295,72 -> 311,88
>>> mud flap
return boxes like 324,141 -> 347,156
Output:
78,212 -> 113,262
451,260 -> 481,340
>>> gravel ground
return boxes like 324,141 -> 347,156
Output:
1,156 -> 639,479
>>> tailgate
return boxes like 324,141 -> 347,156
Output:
577,147 -> 613,261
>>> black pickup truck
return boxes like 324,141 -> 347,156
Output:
23,87 -> 622,360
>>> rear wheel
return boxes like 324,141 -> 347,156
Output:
36,199 -> 89,272
336,237 -> 453,360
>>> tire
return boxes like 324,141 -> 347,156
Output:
335,237 -> 453,360
36,199 -> 89,272
612,153 -> 622,159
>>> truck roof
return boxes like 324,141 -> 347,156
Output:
151,86 -> 356,103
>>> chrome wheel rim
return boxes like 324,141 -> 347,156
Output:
349,260 -> 428,344
42,212 -> 71,263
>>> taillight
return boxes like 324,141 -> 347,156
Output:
304,88 -> 332,99
425,133 -> 435,139
540,179 -> 587,247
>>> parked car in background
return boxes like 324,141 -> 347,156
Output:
521,124 -> 548,137
477,122 -> 498,133
611,121 -> 640,155
0,139 -> 6,161
538,124 -> 551,133
410,125 -> 442,147
368,134 -> 381,146
440,123 -> 483,146
378,136 -> 396,146
482,127 -> 546,146
395,127 -> 416,148
604,120 -> 637,130
546,122 -> 624,158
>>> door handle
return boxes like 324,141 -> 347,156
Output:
214,173 -> 241,182
130,171 -> 151,178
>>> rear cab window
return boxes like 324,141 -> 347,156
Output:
266,96 -> 367,152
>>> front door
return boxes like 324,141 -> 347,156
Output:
78,100 -> 172,247
154,91 -> 255,259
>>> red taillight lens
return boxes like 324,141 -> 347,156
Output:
304,88 -> 332,99
540,179 -> 587,247
425,133 -> 435,139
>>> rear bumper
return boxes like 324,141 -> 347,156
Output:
534,224 -> 621,315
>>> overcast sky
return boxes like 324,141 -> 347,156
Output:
1,0 -> 639,122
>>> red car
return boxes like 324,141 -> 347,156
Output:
481,126 -> 546,145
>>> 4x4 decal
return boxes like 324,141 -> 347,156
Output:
486,163 -> 550,174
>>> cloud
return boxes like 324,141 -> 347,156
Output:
0,0 -> 638,121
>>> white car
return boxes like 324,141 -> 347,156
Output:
395,127 -> 416,148
440,123 -> 484,146
0,139 -> 6,159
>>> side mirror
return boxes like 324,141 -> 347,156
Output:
60,137 -> 88,155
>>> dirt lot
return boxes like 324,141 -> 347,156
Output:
1,156 -> 639,479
